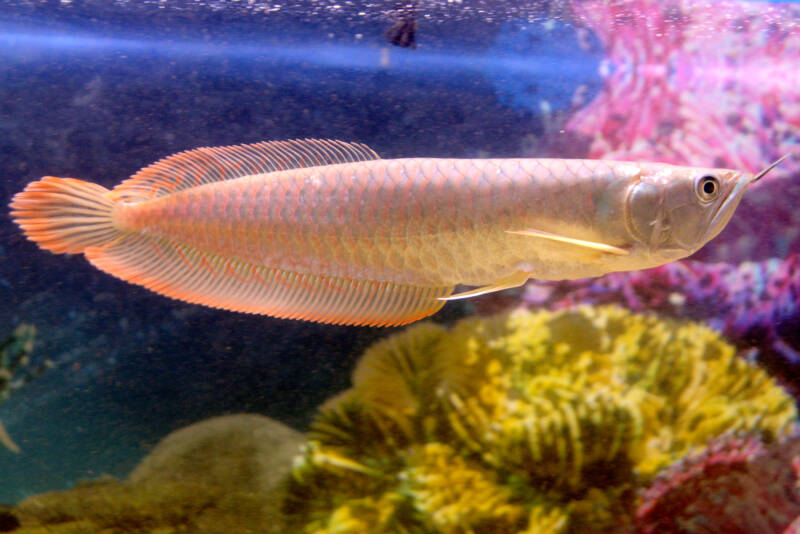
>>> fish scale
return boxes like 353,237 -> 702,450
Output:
10,139 -> 765,326
139,157 -> 565,282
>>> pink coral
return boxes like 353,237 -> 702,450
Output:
568,0 -> 799,173
565,0 -> 800,261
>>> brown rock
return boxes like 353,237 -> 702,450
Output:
129,413 -> 304,493
11,414 -> 304,534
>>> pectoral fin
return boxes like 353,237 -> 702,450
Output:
438,270 -> 529,301
505,229 -> 629,256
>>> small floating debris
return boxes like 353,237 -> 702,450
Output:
385,1 -> 417,49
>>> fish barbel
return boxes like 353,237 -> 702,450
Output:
9,139 -> 779,326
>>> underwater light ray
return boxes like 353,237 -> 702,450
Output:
0,23 -> 594,77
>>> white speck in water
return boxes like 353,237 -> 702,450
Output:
539,100 -> 552,115
668,292 -> 687,307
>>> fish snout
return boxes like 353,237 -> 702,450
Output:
698,170 -> 751,246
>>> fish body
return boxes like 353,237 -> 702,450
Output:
10,139 -> 759,326
119,158 -> 670,285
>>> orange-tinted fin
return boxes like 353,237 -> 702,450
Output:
85,234 -> 452,327
110,139 -> 381,203
505,228 -> 630,256
9,176 -> 122,254
439,270 -> 529,301
0,418 -> 20,454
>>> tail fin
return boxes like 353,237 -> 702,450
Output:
9,176 -> 122,254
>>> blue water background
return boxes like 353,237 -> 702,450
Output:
0,1 -> 602,501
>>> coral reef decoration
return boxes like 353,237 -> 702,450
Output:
635,433 -> 800,533
565,0 -> 800,262
0,323 -> 49,454
511,254 -> 800,396
8,414 -> 304,534
567,0 -> 799,175
284,306 -> 796,533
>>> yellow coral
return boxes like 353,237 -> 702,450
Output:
521,504 -> 568,534
437,307 -> 795,476
304,495 -> 400,534
404,443 -> 525,533
287,306 -> 796,533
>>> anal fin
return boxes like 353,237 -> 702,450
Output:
505,228 -> 629,256
83,234 -> 452,327
439,271 -> 529,301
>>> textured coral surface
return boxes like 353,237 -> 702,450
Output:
493,255 -> 800,395
285,307 -> 796,533
636,433 -> 800,533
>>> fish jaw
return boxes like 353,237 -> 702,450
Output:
652,246 -> 693,264
699,171 -> 751,247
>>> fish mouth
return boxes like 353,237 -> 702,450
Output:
702,155 -> 789,245
702,174 -> 750,245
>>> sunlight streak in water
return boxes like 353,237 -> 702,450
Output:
0,24 -> 593,79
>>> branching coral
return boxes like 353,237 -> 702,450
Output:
565,0 -> 800,263
567,0 -> 800,174
285,306 -> 796,533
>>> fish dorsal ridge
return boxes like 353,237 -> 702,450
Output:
110,138 -> 381,202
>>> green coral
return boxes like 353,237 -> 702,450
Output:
0,324 -> 49,453
0,324 -> 39,404
285,306 -> 796,533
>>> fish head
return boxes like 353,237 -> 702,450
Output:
626,163 -> 753,260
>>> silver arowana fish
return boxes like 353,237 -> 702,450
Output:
9,139 -> 785,327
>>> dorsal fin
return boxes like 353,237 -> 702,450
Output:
110,139 -> 381,202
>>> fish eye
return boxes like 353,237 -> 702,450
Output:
696,175 -> 720,202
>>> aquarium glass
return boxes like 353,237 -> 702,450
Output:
1,1 -> 799,532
